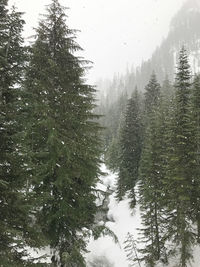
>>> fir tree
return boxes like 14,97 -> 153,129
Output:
116,89 -> 143,205
138,99 -> 169,266
105,135 -> 120,172
165,47 -> 195,267
144,72 -> 161,116
24,0 -> 102,265
0,2 -> 36,264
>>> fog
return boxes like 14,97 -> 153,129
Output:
10,0 -> 186,82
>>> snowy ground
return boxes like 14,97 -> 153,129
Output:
86,165 -> 200,267
86,165 -> 141,267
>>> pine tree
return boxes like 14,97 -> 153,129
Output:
0,2 -> 38,265
24,0 -> 102,265
138,99 -> 169,266
165,47 -> 195,267
144,72 -> 161,116
116,89 -> 143,205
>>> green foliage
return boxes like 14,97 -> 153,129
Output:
0,2 -> 40,264
116,89 -> 143,204
106,48 -> 199,267
138,97 -> 170,266
22,0 -> 102,264
144,72 -> 161,116
165,47 -> 195,267
105,136 -> 120,172
92,225 -> 118,244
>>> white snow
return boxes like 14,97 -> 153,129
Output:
25,246 -> 51,264
86,166 -> 141,267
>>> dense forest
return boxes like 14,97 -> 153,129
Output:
96,0 -> 200,151
0,0 -> 200,266
105,47 -> 200,267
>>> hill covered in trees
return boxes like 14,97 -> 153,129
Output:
97,0 -> 200,149
97,1 -> 200,265
104,46 -> 200,267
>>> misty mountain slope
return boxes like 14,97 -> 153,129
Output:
97,0 -> 200,154
133,0 -> 200,90
97,0 -> 200,105
145,0 -> 200,84
86,166 -> 200,267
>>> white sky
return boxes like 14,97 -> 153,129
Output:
10,0 -> 186,83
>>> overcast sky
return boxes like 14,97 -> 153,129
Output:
10,0 -> 186,83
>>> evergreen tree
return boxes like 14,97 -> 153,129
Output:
105,135 -> 120,172
124,232 -> 141,267
144,72 -> 161,116
0,3 -> 38,264
165,47 -> 195,267
116,89 -> 143,205
24,0 -> 102,265
138,99 -> 169,266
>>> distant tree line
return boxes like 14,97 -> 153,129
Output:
106,47 -> 200,267
0,0 -> 104,266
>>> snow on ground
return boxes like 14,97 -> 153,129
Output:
86,165 -> 141,267
86,165 -> 200,267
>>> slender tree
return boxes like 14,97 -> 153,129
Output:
144,72 -> 161,117
116,89 -> 143,206
165,47 -> 195,267
138,100 -> 169,266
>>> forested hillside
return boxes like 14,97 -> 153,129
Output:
104,45 -> 200,267
97,0 -> 200,152
97,1 -> 200,265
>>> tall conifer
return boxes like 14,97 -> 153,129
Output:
24,0 -> 102,265
144,72 -> 161,117
0,2 -> 35,265
138,97 -> 169,266
116,89 -> 143,206
165,47 -> 195,267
